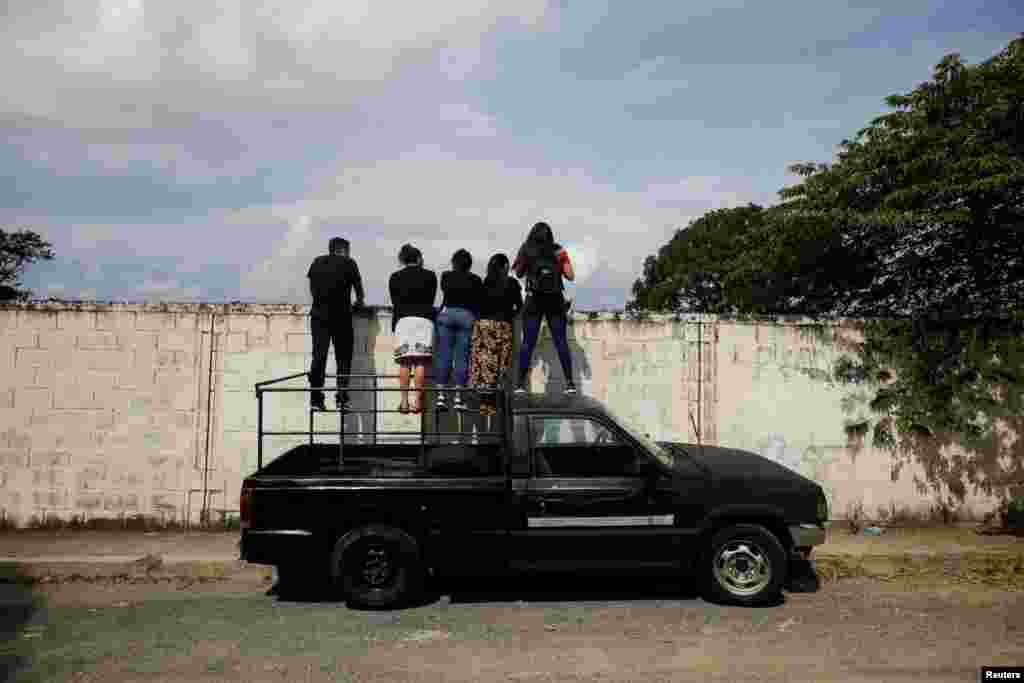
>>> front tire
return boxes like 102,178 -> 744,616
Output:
333,524 -> 423,610
703,523 -> 787,606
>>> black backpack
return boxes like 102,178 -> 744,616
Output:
529,247 -> 561,295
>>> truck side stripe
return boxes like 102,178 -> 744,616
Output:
527,515 -> 674,528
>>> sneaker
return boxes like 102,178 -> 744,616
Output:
564,383 -> 578,396
513,384 -> 527,395
436,393 -> 448,411
453,395 -> 467,412
311,394 -> 327,411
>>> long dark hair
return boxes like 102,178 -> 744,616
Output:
451,248 -> 472,272
517,221 -> 560,267
484,253 -> 510,294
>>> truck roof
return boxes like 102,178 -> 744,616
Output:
510,392 -> 609,416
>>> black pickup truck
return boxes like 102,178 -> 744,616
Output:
240,373 -> 827,608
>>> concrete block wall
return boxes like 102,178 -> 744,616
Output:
0,303 -> 1004,527
0,304 -> 210,525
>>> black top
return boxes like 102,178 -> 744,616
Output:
440,270 -> 484,314
388,265 -> 439,332
307,254 -> 364,320
478,277 -> 523,323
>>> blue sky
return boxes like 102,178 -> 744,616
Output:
1,1 -> 1018,309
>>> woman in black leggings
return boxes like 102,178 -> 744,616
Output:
511,222 -> 576,395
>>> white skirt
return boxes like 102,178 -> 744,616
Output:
394,316 -> 434,362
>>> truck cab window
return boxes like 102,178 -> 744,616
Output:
530,417 -> 644,478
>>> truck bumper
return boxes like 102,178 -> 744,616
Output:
786,523 -> 826,593
240,529 -> 317,566
788,523 -> 826,550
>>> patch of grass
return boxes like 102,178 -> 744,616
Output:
11,592 -> 527,683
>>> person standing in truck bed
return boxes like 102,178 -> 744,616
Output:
470,253 -> 522,416
433,248 -> 483,412
389,244 -> 438,414
307,237 -> 365,412
512,221 -> 576,395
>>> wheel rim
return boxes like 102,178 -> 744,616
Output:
358,544 -> 395,588
712,539 -> 772,597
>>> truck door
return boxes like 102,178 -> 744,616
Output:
510,415 -> 680,571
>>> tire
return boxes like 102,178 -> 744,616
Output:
332,524 -> 423,610
702,523 -> 787,606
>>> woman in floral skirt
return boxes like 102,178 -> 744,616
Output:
470,253 -> 523,416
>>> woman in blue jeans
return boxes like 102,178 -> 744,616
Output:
433,249 -> 483,411
512,222 -> 577,395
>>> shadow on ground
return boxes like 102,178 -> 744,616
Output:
438,572 -> 701,605
0,564 -> 43,683
269,570 -> 707,608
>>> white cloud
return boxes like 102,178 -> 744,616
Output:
138,278 -> 203,301
0,0 -> 556,130
233,152 -> 762,304
243,215 -> 319,303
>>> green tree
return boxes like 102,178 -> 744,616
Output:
0,229 -> 54,302
629,204 -> 765,313
632,35 -> 1024,504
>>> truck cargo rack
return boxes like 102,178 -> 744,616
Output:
254,372 -> 514,470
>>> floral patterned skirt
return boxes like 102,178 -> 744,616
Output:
470,319 -> 513,415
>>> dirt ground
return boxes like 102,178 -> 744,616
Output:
2,527 -> 1023,682
0,530 -> 240,560
4,571 -> 1023,683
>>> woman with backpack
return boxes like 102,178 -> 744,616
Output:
470,253 -> 523,416
512,221 -> 577,395
433,248 -> 484,411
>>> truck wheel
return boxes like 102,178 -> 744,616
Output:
703,523 -> 787,606
333,525 -> 423,610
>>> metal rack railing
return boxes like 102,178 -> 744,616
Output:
254,372 -> 514,470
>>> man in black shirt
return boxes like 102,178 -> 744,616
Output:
307,237 -> 365,411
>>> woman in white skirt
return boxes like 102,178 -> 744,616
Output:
388,245 -> 438,413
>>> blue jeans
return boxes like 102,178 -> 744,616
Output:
517,307 -> 573,386
433,307 -> 477,387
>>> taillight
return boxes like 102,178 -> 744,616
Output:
240,484 -> 252,530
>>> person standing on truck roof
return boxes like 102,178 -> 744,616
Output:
433,248 -> 483,412
307,237 -> 365,412
512,221 -> 577,395
389,244 -> 438,414
470,253 -> 522,416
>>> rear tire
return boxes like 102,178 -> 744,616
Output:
702,523 -> 787,606
333,524 -> 423,610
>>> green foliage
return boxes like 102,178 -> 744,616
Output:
0,228 -> 54,302
629,204 -> 766,313
631,35 -> 1024,503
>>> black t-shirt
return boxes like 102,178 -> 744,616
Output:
478,277 -> 523,323
307,254 -> 364,320
389,266 -> 438,332
440,270 -> 483,314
